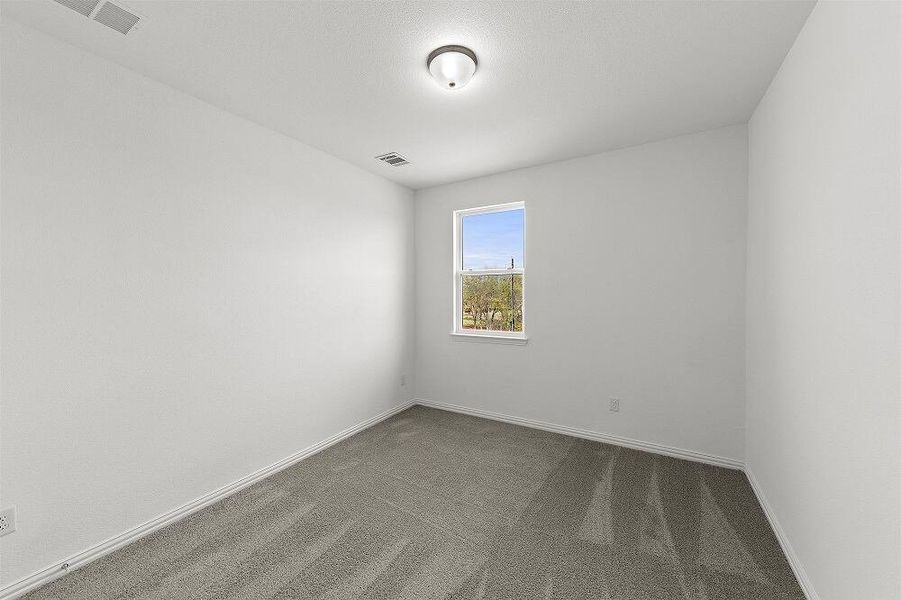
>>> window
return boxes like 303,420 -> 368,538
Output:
453,202 -> 526,341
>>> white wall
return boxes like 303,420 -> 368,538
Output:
746,2 -> 901,599
415,125 -> 748,463
0,20 -> 414,587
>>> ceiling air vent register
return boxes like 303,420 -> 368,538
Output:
93,2 -> 141,35
51,0 -> 142,35
51,0 -> 100,17
375,153 -> 411,167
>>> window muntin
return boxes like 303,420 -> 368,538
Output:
454,203 -> 525,338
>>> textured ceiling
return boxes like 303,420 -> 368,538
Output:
2,1 -> 814,189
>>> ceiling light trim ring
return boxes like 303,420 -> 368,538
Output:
426,45 -> 478,69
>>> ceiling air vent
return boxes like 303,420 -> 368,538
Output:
93,1 -> 141,35
50,0 -> 142,35
51,0 -> 101,17
375,152 -> 411,167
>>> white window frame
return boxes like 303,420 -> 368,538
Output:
452,201 -> 527,344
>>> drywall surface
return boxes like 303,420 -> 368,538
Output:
746,2 -> 901,599
415,125 -> 748,463
0,20 -> 414,586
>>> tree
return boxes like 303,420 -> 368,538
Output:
462,274 -> 523,331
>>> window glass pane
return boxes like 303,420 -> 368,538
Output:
462,208 -> 524,270
461,274 -> 523,332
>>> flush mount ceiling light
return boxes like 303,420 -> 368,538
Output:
427,45 -> 478,90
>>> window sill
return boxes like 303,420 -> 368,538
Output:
450,332 -> 529,345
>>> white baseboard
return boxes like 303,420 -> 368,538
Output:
0,400 -> 415,600
745,468 -> 819,600
414,398 -> 744,470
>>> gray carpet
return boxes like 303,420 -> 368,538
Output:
24,406 -> 804,599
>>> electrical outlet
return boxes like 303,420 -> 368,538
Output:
609,398 -> 621,413
0,506 -> 16,537
400,374 -> 407,387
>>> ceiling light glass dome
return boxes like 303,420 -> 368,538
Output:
427,45 -> 478,90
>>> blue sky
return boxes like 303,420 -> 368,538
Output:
462,208 -> 524,270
